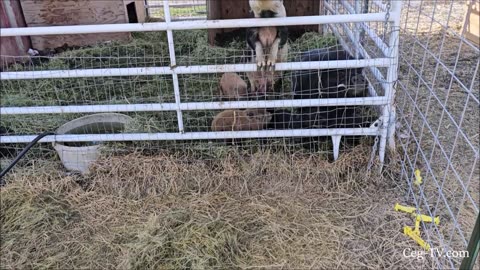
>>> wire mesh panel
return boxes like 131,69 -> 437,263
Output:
324,0 -> 402,163
0,0 -> 399,164
396,0 -> 479,268
0,32 -> 386,153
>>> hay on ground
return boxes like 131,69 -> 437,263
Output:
1,145 -> 434,269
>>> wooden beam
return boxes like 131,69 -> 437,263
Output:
285,0 -> 322,33
207,0 -> 322,46
124,0 -> 147,23
207,0 -> 222,45
20,0 -> 132,50
0,0 -> 31,70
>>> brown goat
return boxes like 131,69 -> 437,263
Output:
219,73 -> 249,100
211,109 -> 272,132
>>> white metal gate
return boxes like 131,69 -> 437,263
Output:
0,0 -> 402,163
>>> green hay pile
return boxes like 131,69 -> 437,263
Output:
0,30 -> 342,137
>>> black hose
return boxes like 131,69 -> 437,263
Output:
0,132 -> 55,185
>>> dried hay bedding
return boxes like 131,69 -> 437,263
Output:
1,145 -> 428,269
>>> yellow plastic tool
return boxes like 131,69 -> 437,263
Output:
414,219 -> 421,235
404,226 -> 431,251
412,214 -> 440,236
394,203 -> 418,214
395,203 -> 439,250
414,169 -> 423,186
413,214 -> 440,225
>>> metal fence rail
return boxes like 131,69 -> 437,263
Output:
0,0 -> 402,163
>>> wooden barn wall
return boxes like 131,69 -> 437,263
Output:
208,0 -> 322,45
0,0 -> 31,70
20,0 -> 132,50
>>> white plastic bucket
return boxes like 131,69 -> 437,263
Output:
53,113 -> 132,174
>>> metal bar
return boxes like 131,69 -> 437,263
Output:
327,0 -> 399,163
339,0 -> 390,56
354,0 -> 362,59
325,14 -> 379,102
171,16 -> 206,21
0,128 -> 381,144
325,2 -> 389,57
0,58 -> 392,80
0,97 -> 390,115
331,135 -> 342,161
0,13 -> 393,37
324,2 -> 388,93
338,21 -> 388,87
326,23 -> 382,115
145,0 -> 150,17
379,0 -> 402,162
163,0 -> 184,133
359,0 -> 369,46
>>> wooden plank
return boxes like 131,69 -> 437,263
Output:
216,0 -> 249,37
284,0 -> 320,32
220,0 -> 250,19
134,0 -> 147,23
208,0 -> 322,46
124,0 -> 147,23
462,1 -> 479,47
20,0 -> 132,50
0,0 -> 32,70
207,0 -> 222,45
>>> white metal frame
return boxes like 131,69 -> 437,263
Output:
0,0 -> 403,162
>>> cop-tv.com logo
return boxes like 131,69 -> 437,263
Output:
403,248 -> 470,260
